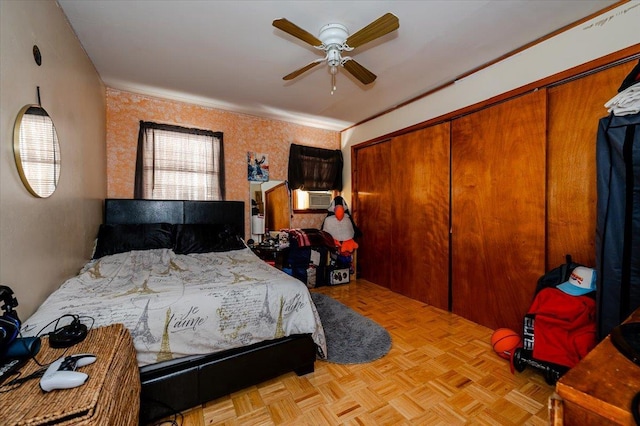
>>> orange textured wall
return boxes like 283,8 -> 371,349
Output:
106,88 -> 339,232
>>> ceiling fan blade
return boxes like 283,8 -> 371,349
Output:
345,13 -> 399,48
283,61 -> 323,81
343,59 -> 377,85
273,18 -> 322,47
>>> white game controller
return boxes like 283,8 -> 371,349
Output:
40,354 -> 96,392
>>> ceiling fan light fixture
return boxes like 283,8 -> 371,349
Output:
273,14 -> 399,91
318,23 -> 349,48
326,47 -> 341,66
321,25 -> 348,95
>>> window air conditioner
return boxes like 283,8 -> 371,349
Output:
308,192 -> 332,210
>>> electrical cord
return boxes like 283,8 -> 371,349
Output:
34,314 -> 95,364
0,366 -> 46,393
33,314 -> 94,338
0,313 -> 96,393
21,332 -> 70,368
20,314 -> 84,366
143,397 -> 185,426
153,416 -> 184,426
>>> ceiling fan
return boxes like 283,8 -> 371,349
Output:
272,13 -> 399,94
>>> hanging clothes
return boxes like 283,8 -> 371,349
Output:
595,109 -> 640,340
605,83 -> 640,116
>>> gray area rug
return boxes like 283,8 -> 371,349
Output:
310,292 -> 392,364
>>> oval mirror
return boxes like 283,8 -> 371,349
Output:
13,105 -> 61,198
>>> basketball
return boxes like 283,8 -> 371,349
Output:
491,328 -> 521,360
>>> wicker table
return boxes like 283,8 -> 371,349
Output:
1,323 -> 140,425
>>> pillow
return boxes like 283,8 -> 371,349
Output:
93,223 -> 174,259
174,223 -> 245,254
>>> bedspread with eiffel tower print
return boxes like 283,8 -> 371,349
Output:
20,247 -> 327,366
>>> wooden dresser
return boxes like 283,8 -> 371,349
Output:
555,308 -> 640,425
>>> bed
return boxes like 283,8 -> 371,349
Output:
21,199 -> 326,423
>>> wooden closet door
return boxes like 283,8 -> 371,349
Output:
451,90 -> 546,332
353,141 -> 392,288
547,61 -> 637,269
390,123 -> 450,309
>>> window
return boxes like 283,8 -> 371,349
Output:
134,121 -> 224,200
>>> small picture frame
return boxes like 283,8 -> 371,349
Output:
247,152 -> 269,182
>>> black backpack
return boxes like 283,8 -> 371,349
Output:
534,254 -> 584,296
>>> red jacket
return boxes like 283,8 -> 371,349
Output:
527,288 -> 596,368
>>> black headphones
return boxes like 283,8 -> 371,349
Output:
0,285 -> 20,356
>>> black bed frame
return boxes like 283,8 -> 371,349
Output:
103,199 -> 317,424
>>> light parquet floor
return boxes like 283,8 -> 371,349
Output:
154,280 -> 554,425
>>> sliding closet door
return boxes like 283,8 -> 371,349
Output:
390,123 -> 450,309
354,141 -> 392,288
451,90 -> 546,332
547,61 -> 637,269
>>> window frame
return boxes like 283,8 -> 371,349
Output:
134,121 -> 224,201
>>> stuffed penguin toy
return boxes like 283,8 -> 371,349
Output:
322,196 -> 360,254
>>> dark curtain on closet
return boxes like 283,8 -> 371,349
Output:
287,144 -> 343,191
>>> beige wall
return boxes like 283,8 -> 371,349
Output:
0,1 -> 107,319
340,2 -> 640,203
105,89 -> 339,235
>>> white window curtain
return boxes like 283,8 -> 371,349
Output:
134,121 -> 224,200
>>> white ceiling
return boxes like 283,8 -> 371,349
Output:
57,0 -> 617,131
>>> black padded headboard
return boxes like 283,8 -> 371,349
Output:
104,199 -> 245,239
